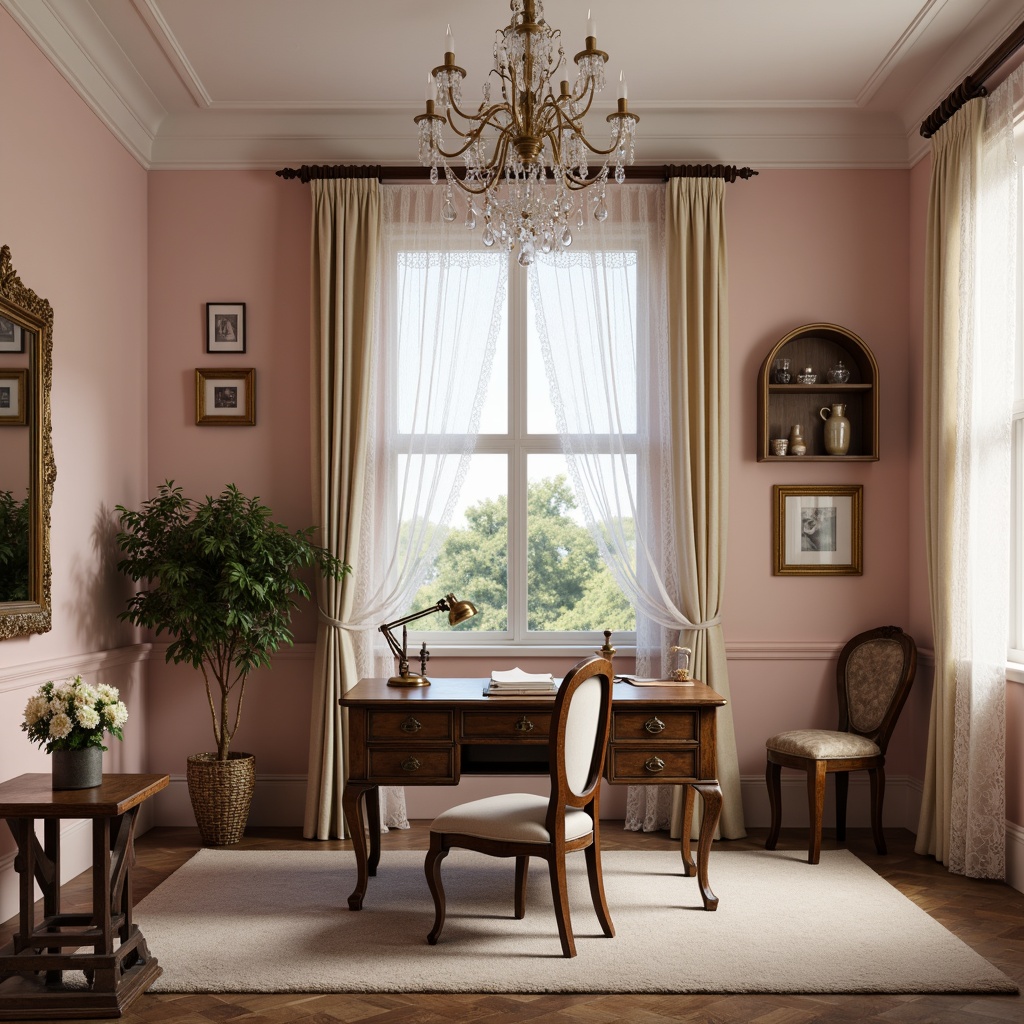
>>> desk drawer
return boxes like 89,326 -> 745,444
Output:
368,710 -> 452,741
368,748 -> 455,782
607,747 -> 697,783
612,710 -> 697,742
462,711 -> 551,741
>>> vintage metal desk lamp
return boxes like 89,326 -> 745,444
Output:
379,593 -> 478,687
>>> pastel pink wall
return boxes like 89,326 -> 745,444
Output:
0,8 -> 149,918
723,170 -> 920,780
145,171 -> 316,774
142,168 -> 926,825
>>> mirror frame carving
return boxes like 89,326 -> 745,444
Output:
0,245 -> 54,638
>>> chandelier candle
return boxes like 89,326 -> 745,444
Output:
415,0 -> 639,265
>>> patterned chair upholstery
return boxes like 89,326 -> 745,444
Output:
765,625 -> 917,863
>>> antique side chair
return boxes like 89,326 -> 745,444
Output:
765,625 -> 917,864
423,655 -> 615,957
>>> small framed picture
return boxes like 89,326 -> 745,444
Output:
206,303 -> 246,354
773,484 -> 863,575
0,369 -> 28,426
0,316 -> 23,353
196,368 -> 255,426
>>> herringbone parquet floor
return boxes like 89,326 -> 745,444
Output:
4,823 -> 1022,1023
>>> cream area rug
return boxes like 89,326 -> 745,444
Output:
133,848 -> 1018,995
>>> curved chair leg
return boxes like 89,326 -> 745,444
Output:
424,833 -> 449,945
514,856 -> 529,919
869,766 -> 887,855
835,770 -> 849,843
806,760 -> 826,864
546,855 -> 577,958
765,760 -> 782,850
584,837 -> 615,938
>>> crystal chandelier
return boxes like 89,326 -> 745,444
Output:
415,0 -> 639,265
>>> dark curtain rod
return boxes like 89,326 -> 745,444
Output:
275,163 -> 758,184
920,17 -> 1024,137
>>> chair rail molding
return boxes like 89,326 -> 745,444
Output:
0,643 -> 153,694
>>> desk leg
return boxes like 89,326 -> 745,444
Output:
691,782 -> 722,911
679,785 -> 696,877
342,782 -> 378,911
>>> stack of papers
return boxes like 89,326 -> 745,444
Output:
483,667 -> 558,697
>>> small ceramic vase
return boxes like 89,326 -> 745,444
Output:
788,424 -> 807,456
819,403 -> 850,455
770,437 -> 789,457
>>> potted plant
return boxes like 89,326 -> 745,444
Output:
115,481 -> 347,845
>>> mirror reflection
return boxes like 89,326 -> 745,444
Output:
0,245 -> 54,638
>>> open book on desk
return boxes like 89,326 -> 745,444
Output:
484,666 -> 557,697
615,675 -> 690,687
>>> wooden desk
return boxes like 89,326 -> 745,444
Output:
340,678 -> 726,913
0,773 -> 168,1020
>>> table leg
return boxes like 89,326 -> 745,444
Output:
692,782 -> 723,911
43,819 -> 61,985
342,782 -> 378,911
679,784 -> 696,877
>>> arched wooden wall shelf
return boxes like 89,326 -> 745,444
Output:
756,323 -> 879,462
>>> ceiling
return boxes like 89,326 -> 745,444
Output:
6,0 -> 1024,170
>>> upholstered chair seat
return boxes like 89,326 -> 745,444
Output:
430,794 -> 595,844
424,655 -> 615,958
765,626 -> 917,864
766,730 -> 880,760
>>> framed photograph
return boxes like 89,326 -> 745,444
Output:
206,303 -> 246,353
0,316 -> 23,354
196,368 -> 255,426
0,369 -> 28,425
773,484 -> 862,576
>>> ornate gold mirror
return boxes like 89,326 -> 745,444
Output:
0,245 -> 54,638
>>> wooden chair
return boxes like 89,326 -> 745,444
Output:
424,655 -> 615,958
765,625 -> 917,864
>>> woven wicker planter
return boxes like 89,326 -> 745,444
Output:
186,751 -> 255,846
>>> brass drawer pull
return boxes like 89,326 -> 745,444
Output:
515,716 -> 535,733
644,716 -> 666,734
644,756 -> 666,774
401,757 -> 422,773
400,716 -> 422,734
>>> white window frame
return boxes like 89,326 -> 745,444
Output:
1009,125 -> 1024,669
408,254 -> 639,654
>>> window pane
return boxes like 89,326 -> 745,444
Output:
526,453 -> 635,633
409,454 -> 508,630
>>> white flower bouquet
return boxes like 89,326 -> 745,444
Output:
21,676 -> 128,753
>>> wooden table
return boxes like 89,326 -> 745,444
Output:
0,773 -> 169,1019
340,678 -> 726,912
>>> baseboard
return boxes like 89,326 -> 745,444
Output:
153,774 -> 310,828
739,772 -> 923,833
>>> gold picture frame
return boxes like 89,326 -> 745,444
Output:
195,368 -> 255,426
773,484 -> 862,575
0,369 -> 28,426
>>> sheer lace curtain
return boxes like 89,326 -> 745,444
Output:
347,185 -> 507,826
529,182 -> 745,838
916,65 -> 1023,878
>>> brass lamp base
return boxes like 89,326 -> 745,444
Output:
387,673 -> 431,687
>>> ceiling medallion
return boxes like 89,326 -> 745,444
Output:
415,0 -> 639,265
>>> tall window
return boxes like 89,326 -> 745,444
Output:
400,256 -> 637,645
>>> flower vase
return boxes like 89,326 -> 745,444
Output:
52,746 -> 103,790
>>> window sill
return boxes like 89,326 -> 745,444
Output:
424,643 -> 636,659
1007,661 -> 1024,685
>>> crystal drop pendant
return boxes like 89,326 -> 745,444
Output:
466,205 -> 477,230
561,226 -> 572,246
518,248 -> 533,266
442,199 -> 457,223
482,224 -> 495,247
594,199 -> 608,222
576,206 -> 585,229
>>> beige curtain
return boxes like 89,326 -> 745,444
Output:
304,178 -> 381,839
666,177 -> 745,839
915,104 -> 981,867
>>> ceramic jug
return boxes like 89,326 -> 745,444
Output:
819,403 -> 850,455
